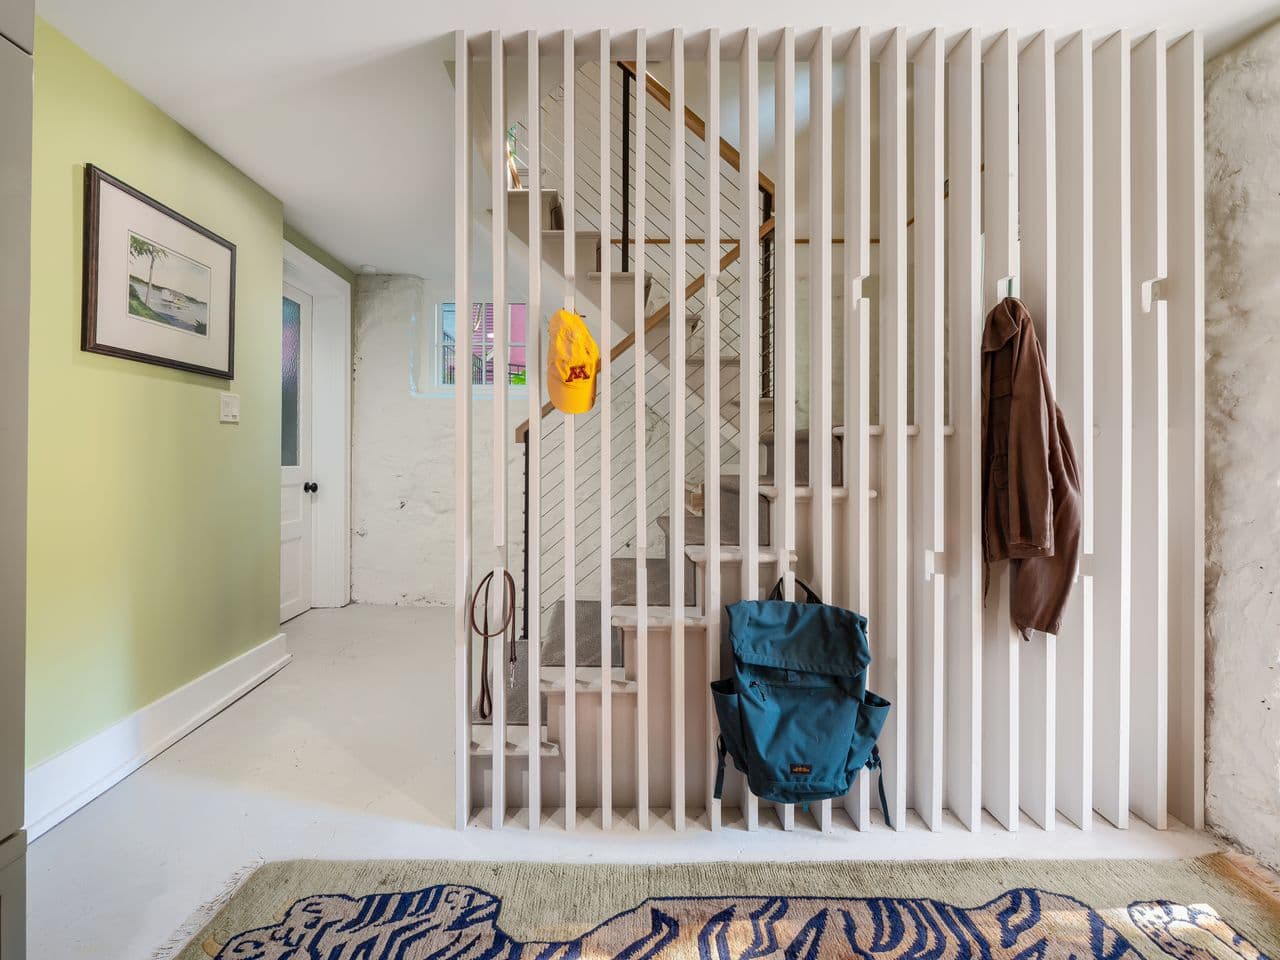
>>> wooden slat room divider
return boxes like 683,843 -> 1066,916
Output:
455,27 -> 1205,837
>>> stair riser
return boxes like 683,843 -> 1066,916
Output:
761,433 -> 845,486
541,629 -> 712,809
505,187 -> 561,237
543,601 -> 623,667
610,558 -> 694,608
471,755 -> 549,812
670,493 -> 770,548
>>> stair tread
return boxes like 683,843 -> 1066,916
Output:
586,270 -> 650,280
718,475 -> 850,502
611,606 -> 708,627
542,228 -> 602,239
541,665 -> 638,694
685,544 -> 794,564
470,724 -> 561,758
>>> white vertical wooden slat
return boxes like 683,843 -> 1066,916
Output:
1053,31 -> 1094,831
559,27 -> 577,832
808,26 -> 834,834
488,29 -> 508,832
842,27 -> 873,830
453,29 -> 473,831
1017,30 -> 1057,831
669,27 -> 688,832
1130,29 -> 1169,832
633,29 -> 651,832
525,29 -> 544,831
774,26 -> 798,834
878,27 -> 908,831
704,27 -> 724,832
491,39 -> 509,557
980,29 -> 1021,832
739,28 -> 761,832
1092,29 -> 1132,829
1166,30 -> 1205,832
597,27 -> 613,832
943,28 -> 983,833
911,28 -> 945,833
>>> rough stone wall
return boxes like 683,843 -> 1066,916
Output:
351,274 -> 521,605
1205,24 -> 1280,868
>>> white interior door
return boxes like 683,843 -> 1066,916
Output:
280,282 -> 313,622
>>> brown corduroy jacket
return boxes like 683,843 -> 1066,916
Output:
981,297 -> 1081,637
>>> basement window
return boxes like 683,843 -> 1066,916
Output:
437,301 -> 528,389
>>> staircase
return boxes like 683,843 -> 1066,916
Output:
467,57 -> 798,816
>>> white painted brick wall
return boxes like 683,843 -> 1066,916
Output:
1205,23 -> 1280,869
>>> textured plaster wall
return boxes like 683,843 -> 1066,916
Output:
351,274 -> 521,605
1205,24 -> 1280,868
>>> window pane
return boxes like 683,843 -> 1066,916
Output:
509,304 -> 527,383
437,301 -> 530,389
440,303 -> 456,385
281,296 -> 301,466
477,303 -> 493,385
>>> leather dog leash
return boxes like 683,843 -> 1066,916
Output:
470,569 -> 517,721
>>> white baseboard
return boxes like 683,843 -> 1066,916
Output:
24,633 -> 290,841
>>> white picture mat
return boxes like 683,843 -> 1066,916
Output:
93,178 -> 232,372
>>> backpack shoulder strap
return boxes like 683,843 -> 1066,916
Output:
867,746 -> 893,829
766,576 -> 823,605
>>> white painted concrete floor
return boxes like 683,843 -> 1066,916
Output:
27,604 -> 1223,959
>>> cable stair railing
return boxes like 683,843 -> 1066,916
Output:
495,50 -> 942,727
501,57 -> 777,673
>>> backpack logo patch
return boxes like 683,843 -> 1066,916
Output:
790,763 -> 812,775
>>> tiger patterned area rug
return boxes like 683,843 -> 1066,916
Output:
172,853 -> 1280,960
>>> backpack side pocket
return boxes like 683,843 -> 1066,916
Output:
711,678 -> 749,795
845,689 -> 891,777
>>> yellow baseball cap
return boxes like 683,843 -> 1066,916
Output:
547,308 -> 600,414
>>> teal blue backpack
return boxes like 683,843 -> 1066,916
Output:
711,578 -> 892,823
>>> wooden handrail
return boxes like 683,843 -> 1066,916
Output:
515,215 -> 776,441
617,61 -> 776,199
612,236 -> 894,246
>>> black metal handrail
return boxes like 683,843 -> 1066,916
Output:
620,67 -> 632,272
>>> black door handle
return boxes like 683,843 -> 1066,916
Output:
303,481 -> 318,493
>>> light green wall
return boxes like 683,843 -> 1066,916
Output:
26,21 -> 286,766
285,224 -> 356,286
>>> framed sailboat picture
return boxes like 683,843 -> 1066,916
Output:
82,164 -> 236,379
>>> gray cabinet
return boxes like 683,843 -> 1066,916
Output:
0,24 -> 29,960
0,34 -> 30,848
0,834 -> 23,960
0,0 -> 31,54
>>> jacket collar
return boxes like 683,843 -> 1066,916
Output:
982,297 -> 1029,353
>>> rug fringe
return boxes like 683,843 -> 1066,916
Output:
150,857 -> 264,960
1215,852 -> 1280,922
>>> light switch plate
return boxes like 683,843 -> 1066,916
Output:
219,391 -> 240,424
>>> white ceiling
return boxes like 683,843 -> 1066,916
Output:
37,1 -> 1278,278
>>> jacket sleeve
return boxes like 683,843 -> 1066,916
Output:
1005,320 -> 1055,558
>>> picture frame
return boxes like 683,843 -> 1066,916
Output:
82,164 -> 237,379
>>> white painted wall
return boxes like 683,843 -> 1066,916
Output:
351,273 -> 523,605
1204,22 -> 1280,869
